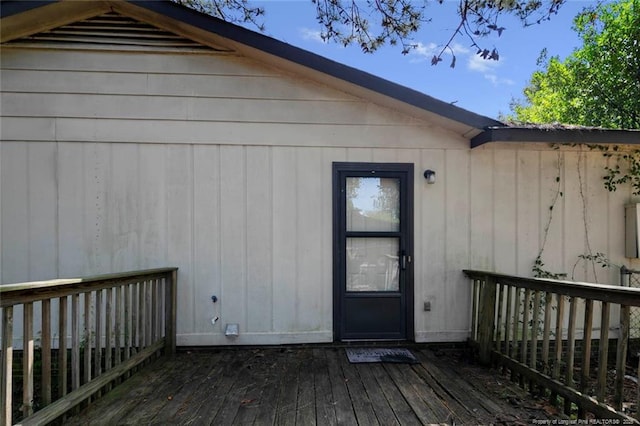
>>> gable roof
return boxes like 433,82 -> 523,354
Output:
1,0 -> 499,136
2,0 -> 638,147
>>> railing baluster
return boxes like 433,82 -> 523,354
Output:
541,292 -> 552,374
504,285 -> 513,359
95,289 -> 103,383
597,301 -> 611,402
152,279 -> 159,343
565,296 -> 578,415
23,302 -> 34,417
521,290 -> 531,366
530,290 -> 541,391
59,296 -> 68,398
42,299 -> 52,407
580,300 -> 594,394
115,286 -> 122,367
577,299 -> 594,419
125,283 -> 132,360
551,294 -> 565,405
71,293 -> 80,391
511,287 -> 521,382
539,291 -> 552,396
105,287 -> 112,372
495,283 -> 505,353
139,281 -> 146,351
131,282 -> 138,355
519,288 -> 531,389
84,292 -> 92,385
160,279 -> 166,339
615,305 -> 630,410
2,306 -> 14,426
146,280 -> 153,348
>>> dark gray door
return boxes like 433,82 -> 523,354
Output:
333,163 -> 414,340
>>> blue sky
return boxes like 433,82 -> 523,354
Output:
242,0 -> 603,119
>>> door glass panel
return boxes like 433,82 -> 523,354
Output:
346,238 -> 399,292
346,177 -> 400,232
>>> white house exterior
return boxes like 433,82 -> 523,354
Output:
1,0 -> 639,347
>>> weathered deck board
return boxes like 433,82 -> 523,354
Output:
253,350 -> 286,425
294,349 -> 316,426
189,349 -> 257,424
355,363 -> 401,426
310,348 -> 337,426
65,345 -> 562,425
370,362 -> 420,424
339,349 -> 380,426
324,348 -> 358,425
273,348 -> 301,425
69,355 -> 186,425
418,348 -> 505,416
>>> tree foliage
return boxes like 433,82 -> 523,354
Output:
176,0 -> 566,67
177,0 -> 266,30
508,0 -> 640,128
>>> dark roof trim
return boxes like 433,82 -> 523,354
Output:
0,1 -> 52,16
472,127 -> 640,148
1,0 -> 502,131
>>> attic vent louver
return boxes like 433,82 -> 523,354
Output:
6,12 -> 231,52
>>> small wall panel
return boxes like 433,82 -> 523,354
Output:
515,151 -> 540,276
192,145 -> 221,334
271,147 -> 298,333
246,146 -> 273,333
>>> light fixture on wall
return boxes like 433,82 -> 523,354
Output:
423,169 -> 436,184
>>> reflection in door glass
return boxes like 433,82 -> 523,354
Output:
346,238 -> 399,292
346,177 -> 399,232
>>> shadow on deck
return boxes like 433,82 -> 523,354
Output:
66,345 -> 562,425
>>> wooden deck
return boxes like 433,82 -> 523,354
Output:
66,345 -> 562,425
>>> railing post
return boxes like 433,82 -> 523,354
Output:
165,269 -> 177,356
2,306 -> 14,426
477,275 -> 497,365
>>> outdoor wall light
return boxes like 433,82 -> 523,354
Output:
423,169 -> 436,184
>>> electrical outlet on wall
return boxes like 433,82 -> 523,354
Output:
424,301 -> 431,311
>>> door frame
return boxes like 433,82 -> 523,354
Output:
332,162 -> 414,341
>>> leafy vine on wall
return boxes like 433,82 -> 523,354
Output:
532,144 -> 638,282
599,146 -> 640,196
532,152 -> 565,280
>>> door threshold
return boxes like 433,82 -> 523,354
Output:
338,339 -> 410,346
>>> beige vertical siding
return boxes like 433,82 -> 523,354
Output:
2,47 -> 637,345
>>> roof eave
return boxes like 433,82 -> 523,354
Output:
472,127 -> 640,148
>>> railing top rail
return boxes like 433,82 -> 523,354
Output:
463,269 -> 640,306
0,268 -> 178,307
621,265 -> 640,274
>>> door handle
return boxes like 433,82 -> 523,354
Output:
401,251 -> 411,270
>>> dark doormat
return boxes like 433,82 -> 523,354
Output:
345,347 -> 419,364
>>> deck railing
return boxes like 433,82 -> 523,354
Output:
0,268 -> 178,426
464,269 -> 640,423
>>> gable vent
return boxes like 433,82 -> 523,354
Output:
5,12 -> 232,52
